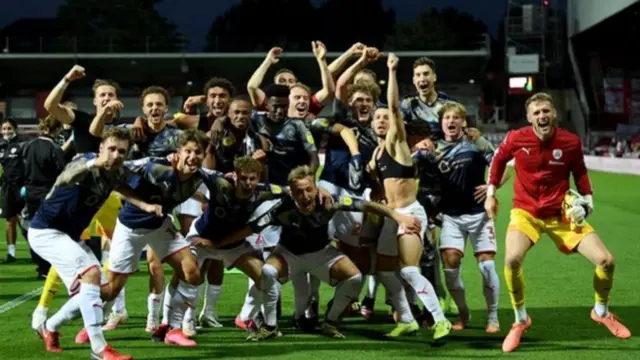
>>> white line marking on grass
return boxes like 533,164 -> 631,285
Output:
0,287 -> 43,314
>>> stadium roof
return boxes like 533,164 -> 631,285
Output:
0,50 -> 490,89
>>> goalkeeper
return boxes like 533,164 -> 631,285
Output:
484,92 -> 631,353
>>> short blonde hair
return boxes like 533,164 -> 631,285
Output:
92,79 -> 121,96
234,156 -> 263,174
438,102 -> 467,120
525,92 -> 554,112
290,83 -> 311,96
102,126 -> 133,144
288,165 -> 315,185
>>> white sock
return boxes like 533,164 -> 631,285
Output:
444,267 -> 469,315
46,294 -> 81,332
291,271 -> 309,318
366,275 -> 379,299
78,283 -> 107,354
514,306 -> 528,323
161,285 -> 175,325
594,303 -> 608,317
478,260 -> 500,321
326,274 -> 363,322
101,250 -> 110,265
239,278 -> 262,322
405,283 -> 420,306
147,291 -> 163,323
202,284 -> 222,318
377,271 -> 414,323
113,287 -> 126,314
399,266 -> 445,322
8,244 -> 15,257
170,281 -> 198,329
261,264 -> 279,326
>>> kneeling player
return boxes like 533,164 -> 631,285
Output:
217,165 -> 421,339
485,92 -> 631,353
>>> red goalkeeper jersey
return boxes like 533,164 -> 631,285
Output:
487,126 -> 593,219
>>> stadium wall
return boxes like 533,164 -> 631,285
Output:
567,0 -> 638,36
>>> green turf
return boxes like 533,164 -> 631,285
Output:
0,169 -> 639,359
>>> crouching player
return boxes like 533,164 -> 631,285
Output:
178,156 -> 288,341
29,127 -> 160,360
216,165 -> 422,339
485,92 -> 631,353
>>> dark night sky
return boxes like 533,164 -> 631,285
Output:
0,0 -> 510,50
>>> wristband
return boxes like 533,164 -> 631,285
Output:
487,184 -> 496,197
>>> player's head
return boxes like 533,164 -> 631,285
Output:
288,165 -> 317,214
92,79 -> 120,111
228,97 -> 252,131
354,69 -> 377,84
412,57 -> 437,96
1,117 -> 17,140
439,102 -> 467,141
274,69 -> 297,88
141,86 -> 170,127
264,84 -> 290,123
233,156 -> 263,198
100,127 -> 133,170
348,81 -> 381,123
371,106 -> 390,138
525,92 -> 557,141
38,115 -> 62,137
203,77 -> 235,117
289,83 -> 311,118
176,129 -> 208,175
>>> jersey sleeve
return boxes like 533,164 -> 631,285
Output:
570,138 -> 593,195
487,131 -> 515,188
474,136 -> 496,165
247,199 -> 283,233
332,195 -> 366,213
307,118 -> 336,134
293,120 -> 318,153
309,94 -> 324,116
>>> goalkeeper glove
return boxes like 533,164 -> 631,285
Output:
565,189 -> 593,226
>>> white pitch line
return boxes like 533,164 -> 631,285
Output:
0,287 -> 43,314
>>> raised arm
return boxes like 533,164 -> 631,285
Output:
311,41 -> 335,105
335,51 -> 369,103
386,53 -> 406,144
89,100 -> 124,137
247,47 -> 282,108
327,43 -> 365,80
44,65 -> 85,125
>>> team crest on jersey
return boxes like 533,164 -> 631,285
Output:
340,196 -> 353,206
270,184 -> 283,194
318,118 -> 331,128
214,206 -> 227,218
222,136 -> 235,147
306,134 -> 315,144
552,149 -> 563,160
284,125 -> 296,139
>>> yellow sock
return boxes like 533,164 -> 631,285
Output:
504,266 -> 528,322
594,266 -> 614,307
38,268 -> 62,308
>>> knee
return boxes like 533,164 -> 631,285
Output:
183,262 -> 201,285
598,252 -> 615,270
504,253 -> 524,269
398,265 -> 419,282
81,266 -> 102,285
346,272 -> 364,289
441,249 -> 462,269
147,260 -> 164,277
